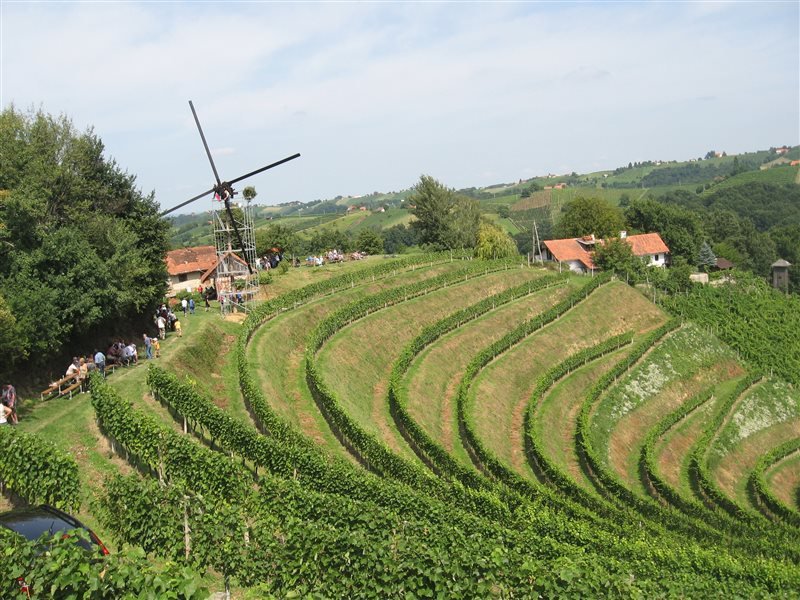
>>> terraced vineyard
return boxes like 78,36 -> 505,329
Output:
8,254 -> 800,597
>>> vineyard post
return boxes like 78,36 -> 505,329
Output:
183,495 -> 191,560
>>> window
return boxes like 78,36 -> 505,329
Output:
178,273 -> 188,283
655,254 -> 660,262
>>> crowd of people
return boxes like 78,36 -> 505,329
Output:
8,295 -> 202,419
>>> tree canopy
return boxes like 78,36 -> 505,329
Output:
475,222 -> 518,260
555,196 -> 625,239
410,175 -> 480,250
0,107 -> 169,377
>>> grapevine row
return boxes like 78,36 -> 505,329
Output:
0,426 -> 80,511
387,272 -> 568,489
305,259 -> 526,519
686,372 -> 765,521
748,438 -> 800,527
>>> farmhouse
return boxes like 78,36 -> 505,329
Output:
542,232 -> 669,274
165,246 -> 250,296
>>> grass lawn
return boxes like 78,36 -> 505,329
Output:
652,396 -> 718,500
765,451 -> 800,510
262,254 -> 409,298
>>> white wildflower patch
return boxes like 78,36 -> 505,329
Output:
728,379 -> 800,445
612,361 -> 677,420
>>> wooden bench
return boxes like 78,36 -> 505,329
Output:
40,373 -> 81,400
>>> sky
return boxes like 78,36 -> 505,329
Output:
2,1 -> 798,215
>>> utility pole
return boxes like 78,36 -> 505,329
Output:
533,219 -> 543,264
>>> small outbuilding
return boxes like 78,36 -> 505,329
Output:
771,259 -> 792,292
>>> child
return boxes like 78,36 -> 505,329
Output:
152,337 -> 161,358
174,319 -> 182,337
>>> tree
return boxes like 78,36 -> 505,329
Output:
697,241 -> 717,272
592,237 -> 645,279
255,223 -> 298,256
0,107 -> 169,373
624,198 -> 704,262
356,228 -> 384,255
242,186 -> 257,201
475,222 -> 518,260
382,224 -> 419,254
409,175 -> 480,250
555,196 -> 625,239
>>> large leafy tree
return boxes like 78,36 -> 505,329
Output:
555,196 -> 625,239
255,222 -> 299,257
624,198 -> 705,263
410,175 -> 480,250
592,236 -> 644,278
356,228 -> 384,255
475,222 -> 518,260
0,107 -> 169,375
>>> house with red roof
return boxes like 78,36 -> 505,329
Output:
165,245 -> 249,296
542,232 -> 669,273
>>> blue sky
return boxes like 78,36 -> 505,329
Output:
2,1 -> 798,214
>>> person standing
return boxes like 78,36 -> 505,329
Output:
1,384 -> 17,425
157,315 -> 167,339
143,334 -> 153,359
94,349 -> 106,376
189,298 -> 195,315
204,294 -> 210,312
181,297 -> 188,316
174,318 -> 182,337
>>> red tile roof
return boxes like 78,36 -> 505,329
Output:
165,246 -> 217,276
543,232 -> 669,269
543,238 -> 595,269
624,233 -> 669,256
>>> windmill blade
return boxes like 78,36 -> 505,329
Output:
160,185 -> 216,216
224,198 -> 254,274
229,153 -> 301,186
189,100 -> 222,186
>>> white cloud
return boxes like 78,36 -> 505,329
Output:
2,2 -> 797,212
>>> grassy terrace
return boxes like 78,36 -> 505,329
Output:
248,260 -> 468,459
709,377 -> 800,509
590,324 -> 742,496
316,267 -> 540,464
402,271 -> 570,468
766,451 -> 800,510
651,392 -> 721,500
469,280 -> 666,477
533,350 -> 625,492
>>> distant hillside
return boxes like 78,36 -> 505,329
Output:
166,144 -> 798,248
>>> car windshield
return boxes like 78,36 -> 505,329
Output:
0,508 -> 94,551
